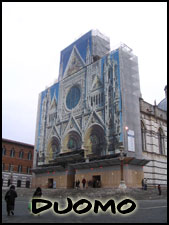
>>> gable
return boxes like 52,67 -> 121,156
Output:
63,116 -> 82,137
50,96 -> 57,111
85,111 -> 105,130
63,46 -> 85,78
92,75 -> 103,91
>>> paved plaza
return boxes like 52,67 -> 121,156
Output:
2,187 -> 167,223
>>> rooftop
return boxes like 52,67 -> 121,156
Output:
2,138 -> 34,148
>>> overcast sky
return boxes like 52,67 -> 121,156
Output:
2,2 -> 167,145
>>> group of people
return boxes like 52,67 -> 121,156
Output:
142,178 -> 162,195
75,178 -> 87,189
4,185 -> 42,217
5,179 -> 163,216
75,178 -> 101,189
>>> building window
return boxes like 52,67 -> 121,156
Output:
28,152 -> 32,160
93,95 -> 95,103
27,167 -> 31,174
66,86 -> 81,109
91,97 -> 93,106
158,128 -> 165,155
2,163 -> 5,171
19,151 -> 24,159
99,94 -> 101,105
18,165 -> 22,173
26,180 -> 30,188
49,112 -> 57,123
2,146 -> 6,156
8,164 -> 13,172
10,148 -> 15,158
96,95 -> 98,105
17,180 -> 22,187
141,121 -> 146,151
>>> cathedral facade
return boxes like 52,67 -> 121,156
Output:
32,30 -> 167,189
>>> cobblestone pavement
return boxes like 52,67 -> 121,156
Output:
2,187 -> 167,223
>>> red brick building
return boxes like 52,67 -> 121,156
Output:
2,138 -> 34,188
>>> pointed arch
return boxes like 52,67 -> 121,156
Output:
62,130 -> 82,153
158,127 -> 165,155
63,45 -> 85,78
141,120 -> 146,151
47,136 -> 60,162
84,124 -> 106,157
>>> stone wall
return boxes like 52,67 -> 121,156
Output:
140,99 -> 167,186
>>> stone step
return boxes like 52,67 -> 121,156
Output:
2,187 -> 167,200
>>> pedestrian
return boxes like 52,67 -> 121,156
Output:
5,185 -> 17,216
77,180 -> 80,188
144,178 -> 147,190
158,184 -> 161,195
96,179 -> 101,188
75,180 -> 78,189
33,187 -> 42,198
29,187 -> 42,215
141,178 -> 144,190
82,178 -> 86,188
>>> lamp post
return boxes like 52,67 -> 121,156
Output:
118,126 -> 128,189
118,146 -> 127,189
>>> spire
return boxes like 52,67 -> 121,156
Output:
164,85 -> 167,98
86,39 -> 91,65
59,55 -> 63,81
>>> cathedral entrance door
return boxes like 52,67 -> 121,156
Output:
48,178 -> 53,188
92,175 -> 101,188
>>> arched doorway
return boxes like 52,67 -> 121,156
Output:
26,180 -> 30,188
62,131 -> 82,152
47,136 -> 60,162
84,124 -> 106,157
17,180 -> 22,187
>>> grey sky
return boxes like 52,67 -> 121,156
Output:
2,2 -> 167,145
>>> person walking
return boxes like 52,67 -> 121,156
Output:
158,184 -> 162,195
75,180 -> 78,189
33,187 -> 42,198
29,187 -> 43,215
77,180 -> 80,189
82,178 -> 86,188
5,185 -> 17,216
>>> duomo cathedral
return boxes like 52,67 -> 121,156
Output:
32,30 -> 167,189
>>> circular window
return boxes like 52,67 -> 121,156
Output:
66,86 -> 81,109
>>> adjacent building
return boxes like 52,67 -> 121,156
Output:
140,86 -> 167,186
2,138 -> 34,188
32,30 -> 167,189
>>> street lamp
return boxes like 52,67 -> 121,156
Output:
118,145 -> 127,189
118,126 -> 128,189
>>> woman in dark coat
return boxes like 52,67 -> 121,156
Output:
5,185 -> 17,216
33,187 -> 42,197
32,187 -> 42,215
